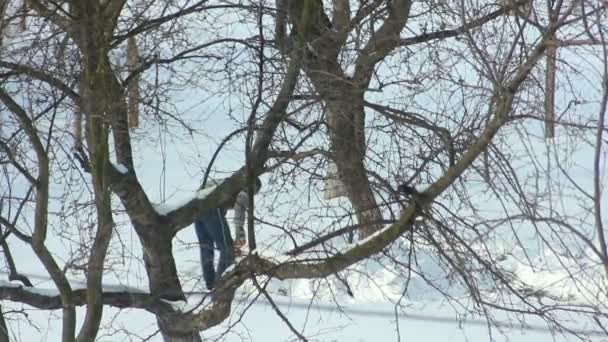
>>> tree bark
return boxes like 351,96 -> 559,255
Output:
304,59 -> 383,238
133,221 -> 202,341
325,97 -> 383,238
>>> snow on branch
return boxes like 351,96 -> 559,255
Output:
111,162 -> 128,174
152,186 -> 217,216
0,281 -> 175,314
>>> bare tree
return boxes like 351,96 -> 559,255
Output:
0,0 -> 608,341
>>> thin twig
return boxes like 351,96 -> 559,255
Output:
251,275 -> 309,342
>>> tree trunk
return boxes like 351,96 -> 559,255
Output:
140,230 -> 184,302
138,226 -> 202,342
326,96 -> 383,238
302,56 -> 383,238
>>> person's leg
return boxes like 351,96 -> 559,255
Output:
208,209 -> 234,284
194,215 -> 216,290
216,209 -> 235,280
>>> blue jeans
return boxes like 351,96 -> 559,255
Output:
194,208 -> 234,290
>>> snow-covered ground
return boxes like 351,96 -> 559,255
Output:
6,284 -> 606,342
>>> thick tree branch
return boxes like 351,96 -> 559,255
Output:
0,286 -> 174,314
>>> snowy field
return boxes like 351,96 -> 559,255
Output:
6,284 -> 607,342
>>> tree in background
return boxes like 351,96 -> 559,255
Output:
0,0 -> 608,341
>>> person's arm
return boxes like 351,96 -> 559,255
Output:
232,191 -> 248,243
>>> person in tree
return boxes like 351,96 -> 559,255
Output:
195,177 -> 262,291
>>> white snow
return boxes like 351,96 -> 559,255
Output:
196,186 -> 217,199
341,223 -> 392,251
0,281 -> 61,296
113,163 -> 128,174
223,264 -> 236,274
0,278 -> 148,297
345,63 -> 356,77
152,186 -> 217,215
26,287 -> 62,296
0,280 -> 20,289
